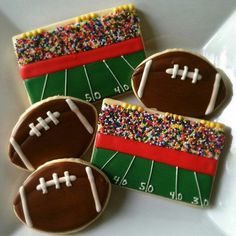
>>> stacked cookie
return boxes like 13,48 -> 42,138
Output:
10,4 -> 228,234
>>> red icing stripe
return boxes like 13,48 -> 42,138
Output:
20,37 -> 144,80
95,133 -> 218,176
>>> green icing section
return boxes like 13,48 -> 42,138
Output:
24,51 -> 145,104
92,147 -> 213,207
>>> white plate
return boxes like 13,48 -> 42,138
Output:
0,1 -> 235,235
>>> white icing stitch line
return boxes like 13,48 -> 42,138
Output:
101,151 -> 119,170
119,156 -> 136,186
137,60 -> 152,98
19,186 -> 33,227
65,98 -> 94,134
121,55 -> 135,70
83,65 -> 95,102
10,137 -> 35,171
40,74 -> 48,101
29,111 -> 60,137
205,73 -> 221,115
36,171 -> 77,194
166,64 -> 202,83
194,172 -> 203,207
103,59 -> 125,92
85,166 -> 102,213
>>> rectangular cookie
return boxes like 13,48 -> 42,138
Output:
12,4 -> 145,104
91,98 -> 225,207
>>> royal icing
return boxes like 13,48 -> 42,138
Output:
205,73 -> 221,115
19,186 -> 33,227
85,166 -> 102,213
13,5 -> 146,105
137,60 -> 152,98
29,111 -> 60,137
91,99 -> 225,207
36,171 -> 77,194
10,137 -> 35,171
132,50 -> 226,118
65,98 -> 93,134
166,64 -> 202,83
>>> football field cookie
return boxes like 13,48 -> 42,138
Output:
9,96 -> 97,171
12,4 -> 145,104
131,49 -> 226,118
13,158 -> 111,233
91,98 -> 225,207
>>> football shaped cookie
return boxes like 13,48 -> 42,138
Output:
131,49 -> 226,118
13,159 -> 111,233
9,96 -> 97,171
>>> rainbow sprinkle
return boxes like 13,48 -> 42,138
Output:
15,9 -> 141,66
98,104 -> 225,159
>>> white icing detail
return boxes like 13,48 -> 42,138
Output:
85,166 -> 102,213
166,64 -> 202,82
39,177 -> 48,194
29,123 -> 41,137
181,66 -> 188,80
64,69 -> 68,96
194,172 -> 203,206
10,137 -> 35,171
121,55 -> 135,70
40,74 -> 48,101
101,151 -> 118,170
29,111 -> 60,137
37,117 -> 50,131
52,173 -> 60,189
103,60 -> 125,92
65,98 -> 93,134
205,73 -> 221,115
145,160 -> 154,192
137,60 -> 152,98
175,166 -> 178,200
36,171 -> 77,194
83,65 -> 95,102
19,186 -> 33,227
119,156 -> 136,186
192,68 -> 199,84
46,111 -> 60,125
171,64 -> 179,78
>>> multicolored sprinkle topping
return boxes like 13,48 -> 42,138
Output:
98,103 -> 225,159
14,8 -> 141,66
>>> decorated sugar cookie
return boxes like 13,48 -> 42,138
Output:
12,4 -> 145,104
13,158 -> 111,233
91,98 -> 225,207
131,49 -> 226,118
9,96 -> 97,171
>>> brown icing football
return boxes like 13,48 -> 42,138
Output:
9,96 -> 97,171
131,49 -> 226,118
13,158 -> 111,233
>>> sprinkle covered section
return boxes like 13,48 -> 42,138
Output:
15,9 -> 141,66
98,104 -> 225,159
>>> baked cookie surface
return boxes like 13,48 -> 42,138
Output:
12,4 -> 145,104
132,49 -> 226,118
9,96 -> 97,171
91,99 -> 225,207
13,159 -> 111,233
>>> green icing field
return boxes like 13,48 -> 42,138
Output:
92,147 -> 213,207
24,51 -> 145,103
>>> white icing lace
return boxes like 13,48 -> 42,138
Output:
36,171 -> 77,194
29,111 -> 60,137
166,64 -> 202,83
